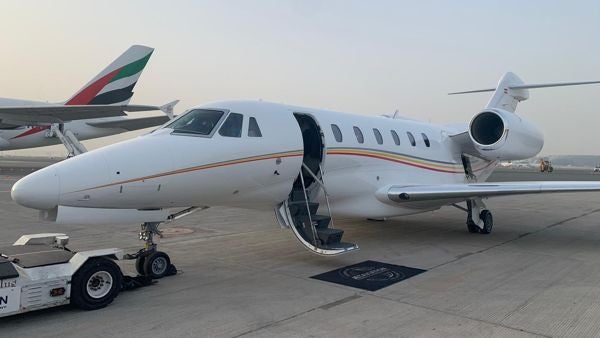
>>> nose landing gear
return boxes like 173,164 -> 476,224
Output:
124,222 -> 177,279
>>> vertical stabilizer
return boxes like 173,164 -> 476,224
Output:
485,72 -> 529,112
65,45 -> 154,106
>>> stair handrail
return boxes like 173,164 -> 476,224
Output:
298,169 -> 319,247
318,163 -> 335,230
301,163 -> 328,195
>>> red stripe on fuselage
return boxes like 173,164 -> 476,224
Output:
327,150 -> 496,174
65,68 -> 122,105
11,126 -> 49,139
328,151 -> 463,174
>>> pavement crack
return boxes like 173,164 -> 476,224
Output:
373,294 -> 551,338
430,207 -> 600,270
318,294 -> 362,310
232,307 -> 319,337
233,294 -> 363,337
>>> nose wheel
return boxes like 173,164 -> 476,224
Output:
125,222 -> 177,279
135,251 -> 172,278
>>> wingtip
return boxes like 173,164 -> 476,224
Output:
159,100 -> 180,119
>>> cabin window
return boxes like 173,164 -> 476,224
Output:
407,132 -> 416,146
373,128 -> 383,144
166,109 -> 224,136
219,113 -> 244,137
353,126 -> 364,144
248,117 -> 262,137
391,130 -> 400,145
331,124 -> 343,142
421,133 -> 430,147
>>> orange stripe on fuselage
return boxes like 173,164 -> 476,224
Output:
327,148 -> 464,173
325,148 -> 499,174
74,148 -> 496,193
75,150 -> 304,192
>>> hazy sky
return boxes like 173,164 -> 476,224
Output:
1,0 -> 600,156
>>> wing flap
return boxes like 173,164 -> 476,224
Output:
87,115 -> 170,131
383,181 -> 600,203
0,104 -> 159,125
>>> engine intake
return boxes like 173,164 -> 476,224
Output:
470,111 -> 504,145
468,109 -> 544,160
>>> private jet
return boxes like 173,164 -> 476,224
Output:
11,72 -> 600,281
0,45 -> 175,156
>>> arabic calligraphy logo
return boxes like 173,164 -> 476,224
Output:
340,265 -> 403,282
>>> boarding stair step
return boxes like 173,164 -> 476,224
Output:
288,200 -> 319,216
295,214 -> 331,229
316,228 -> 344,245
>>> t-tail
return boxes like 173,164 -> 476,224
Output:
448,72 -> 600,164
449,71 -> 600,113
64,45 -> 154,106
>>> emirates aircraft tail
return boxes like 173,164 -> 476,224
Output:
65,45 -> 154,106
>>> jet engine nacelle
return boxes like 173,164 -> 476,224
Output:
468,108 -> 544,160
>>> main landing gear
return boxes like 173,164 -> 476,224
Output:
124,222 -> 177,279
456,199 -> 494,234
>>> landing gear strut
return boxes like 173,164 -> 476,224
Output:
124,222 -> 176,279
458,199 -> 494,234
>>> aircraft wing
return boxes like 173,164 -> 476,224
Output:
381,181 -> 600,203
0,104 -> 159,125
87,115 -> 171,131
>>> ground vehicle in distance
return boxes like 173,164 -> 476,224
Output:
540,159 -> 554,173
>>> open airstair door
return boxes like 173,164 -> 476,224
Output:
276,113 -> 358,256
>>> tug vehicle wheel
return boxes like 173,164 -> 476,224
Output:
71,257 -> 122,310
143,251 -> 171,279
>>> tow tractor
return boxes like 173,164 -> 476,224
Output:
540,159 -> 554,173
0,233 -> 175,318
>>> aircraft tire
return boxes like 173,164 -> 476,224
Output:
479,210 -> 493,234
466,220 -> 480,233
143,251 -> 171,279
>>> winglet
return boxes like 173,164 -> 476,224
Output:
159,100 -> 179,119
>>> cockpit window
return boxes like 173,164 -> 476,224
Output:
219,113 -> 243,137
166,109 -> 224,135
248,117 -> 262,137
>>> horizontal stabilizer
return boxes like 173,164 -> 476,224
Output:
449,80 -> 600,95
449,72 -> 600,112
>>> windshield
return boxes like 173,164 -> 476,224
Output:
165,109 -> 224,135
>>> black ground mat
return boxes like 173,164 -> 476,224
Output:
311,260 -> 426,291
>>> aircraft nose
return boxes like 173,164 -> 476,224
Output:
11,167 -> 60,210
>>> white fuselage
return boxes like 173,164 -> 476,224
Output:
11,100 -> 497,219
0,98 -> 130,150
